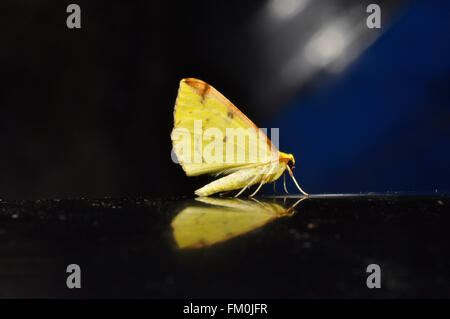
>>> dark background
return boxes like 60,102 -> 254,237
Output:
0,0 -> 449,199
0,0 -> 450,300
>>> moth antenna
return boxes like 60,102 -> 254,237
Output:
273,180 -> 279,195
286,197 -> 308,214
283,173 -> 290,194
291,196 -> 308,208
286,165 -> 309,197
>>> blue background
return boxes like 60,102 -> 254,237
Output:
269,0 -> 450,194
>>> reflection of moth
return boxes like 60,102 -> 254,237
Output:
171,78 -> 308,197
171,197 -> 306,249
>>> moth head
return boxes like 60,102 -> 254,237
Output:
287,156 -> 295,169
279,152 -> 295,169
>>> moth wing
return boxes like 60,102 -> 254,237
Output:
171,199 -> 286,249
171,78 -> 278,176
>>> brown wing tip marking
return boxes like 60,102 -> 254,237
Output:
182,78 -> 209,99
180,78 -> 278,152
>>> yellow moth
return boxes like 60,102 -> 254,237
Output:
171,197 -> 306,249
171,78 -> 308,198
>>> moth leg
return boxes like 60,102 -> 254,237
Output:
286,165 -> 309,196
248,181 -> 265,198
283,173 -> 290,194
233,174 -> 260,198
250,197 -> 266,208
248,164 -> 275,198
273,180 -> 279,195
233,185 -> 249,198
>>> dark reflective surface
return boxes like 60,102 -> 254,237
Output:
0,195 -> 449,298
171,197 -> 304,249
